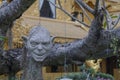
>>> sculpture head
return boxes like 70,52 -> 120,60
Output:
22,26 -> 53,62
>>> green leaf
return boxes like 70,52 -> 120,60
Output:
103,22 -> 107,28
111,15 -> 118,19
0,36 -> 4,40
0,36 -> 6,41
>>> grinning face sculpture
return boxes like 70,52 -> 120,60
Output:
23,26 -> 52,62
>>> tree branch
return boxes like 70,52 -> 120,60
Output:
58,0 -> 62,8
102,0 -> 120,30
85,11 -> 104,47
49,0 -> 90,28
0,0 -> 36,24
112,14 -> 120,29
0,0 -> 36,36
94,0 -> 100,15
75,0 -> 94,15
102,0 -> 112,30
75,0 -> 92,22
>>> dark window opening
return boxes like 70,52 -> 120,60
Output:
51,65 -> 58,72
106,56 -> 119,75
71,11 -> 84,22
46,64 -> 78,73
40,0 -> 56,18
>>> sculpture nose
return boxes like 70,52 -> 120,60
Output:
38,44 -> 42,50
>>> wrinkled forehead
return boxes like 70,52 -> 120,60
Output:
28,26 -> 51,42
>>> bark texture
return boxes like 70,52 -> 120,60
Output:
21,57 -> 43,80
0,0 -> 35,36
0,0 -> 36,75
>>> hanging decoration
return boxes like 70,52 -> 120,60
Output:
59,0 -> 73,80
60,78 -> 72,80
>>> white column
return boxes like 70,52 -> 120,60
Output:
49,0 -> 56,18
39,0 -> 44,10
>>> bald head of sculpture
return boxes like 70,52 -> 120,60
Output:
22,26 -> 53,62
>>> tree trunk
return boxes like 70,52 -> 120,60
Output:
21,57 -> 43,80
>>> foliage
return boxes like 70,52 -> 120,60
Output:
103,14 -> 118,29
56,64 -> 114,80
110,37 -> 119,54
94,72 -> 114,80
110,36 -> 120,68
0,36 -> 6,41
0,36 -> 7,47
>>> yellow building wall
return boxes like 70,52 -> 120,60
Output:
114,69 -> 120,80
56,0 -> 73,21
55,0 -> 94,25
22,0 -> 94,25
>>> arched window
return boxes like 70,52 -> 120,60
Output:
39,0 -> 56,18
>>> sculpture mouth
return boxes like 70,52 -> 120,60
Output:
32,53 -> 47,62
33,50 -> 46,56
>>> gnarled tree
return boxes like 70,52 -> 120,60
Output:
0,0 -> 120,78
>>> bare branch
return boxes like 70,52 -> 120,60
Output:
75,0 -> 92,22
94,0 -> 100,15
48,0 -> 90,28
102,0 -> 120,30
102,0 -> 113,30
75,0 -> 94,15
0,0 -> 36,24
112,14 -> 120,29
58,0 -> 62,8
0,0 -> 9,9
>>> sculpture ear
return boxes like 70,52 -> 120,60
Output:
51,36 -> 56,42
22,36 -> 28,45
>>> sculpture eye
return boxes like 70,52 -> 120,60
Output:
42,42 -> 50,45
30,41 -> 38,47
